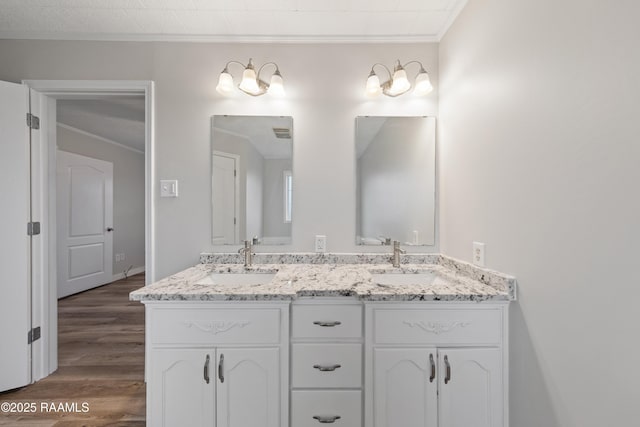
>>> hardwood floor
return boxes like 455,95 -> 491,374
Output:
0,274 -> 146,426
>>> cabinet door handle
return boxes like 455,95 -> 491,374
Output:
204,354 -> 210,384
313,321 -> 342,327
429,353 -> 435,383
313,415 -> 341,423
218,353 -> 224,383
444,355 -> 451,384
313,364 -> 342,372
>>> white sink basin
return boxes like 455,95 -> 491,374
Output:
371,272 -> 438,286
199,273 -> 276,287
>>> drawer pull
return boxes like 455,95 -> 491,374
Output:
218,353 -> 225,383
204,354 -> 210,384
429,353 -> 435,383
444,355 -> 451,384
313,364 -> 342,372
313,415 -> 341,424
313,321 -> 342,327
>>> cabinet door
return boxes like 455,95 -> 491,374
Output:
217,348 -> 280,427
438,348 -> 503,427
373,348 -> 438,427
149,348 -> 215,427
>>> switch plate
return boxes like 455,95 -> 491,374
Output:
315,235 -> 326,253
473,242 -> 485,267
115,254 -> 121,262
160,180 -> 179,197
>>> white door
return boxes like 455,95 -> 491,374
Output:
217,348 -> 280,427
212,152 -> 238,245
373,348 -> 438,427
56,150 -> 113,298
0,81 -> 32,392
438,348 -> 503,427
149,349 -> 215,427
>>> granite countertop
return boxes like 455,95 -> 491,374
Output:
130,254 -> 516,303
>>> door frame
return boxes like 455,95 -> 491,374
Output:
23,80 -> 155,382
212,150 -> 240,245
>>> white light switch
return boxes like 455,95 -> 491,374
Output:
160,180 -> 178,198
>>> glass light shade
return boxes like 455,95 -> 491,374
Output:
387,68 -> 411,96
365,73 -> 382,97
239,67 -> 262,95
267,72 -> 285,97
414,71 -> 433,96
216,71 -> 234,95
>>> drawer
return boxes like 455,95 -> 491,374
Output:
292,390 -> 362,427
374,308 -> 502,345
149,307 -> 281,345
292,304 -> 362,339
292,343 -> 362,388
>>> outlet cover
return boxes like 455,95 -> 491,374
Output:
473,242 -> 485,267
160,180 -> 179,197
315,235 -> 326,253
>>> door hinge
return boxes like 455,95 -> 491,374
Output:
234,169 -> 237,177
26,113 -> 40,130
27,222 -> 41,236
28,326 -> 41,344
234,217 -> 236,225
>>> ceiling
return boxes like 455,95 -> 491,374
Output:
213,115 -> 292,160
57,96 -> 146,152
0,0 -> 468,42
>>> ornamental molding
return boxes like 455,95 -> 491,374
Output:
184,320 -> 251,334
403,320 -> 471,335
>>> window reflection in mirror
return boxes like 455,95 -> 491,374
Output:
212,115 -> 293,245
355,116 -> 436,246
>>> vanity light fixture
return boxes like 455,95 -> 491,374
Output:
216,58 -> 285,97
365,60 -> 433,98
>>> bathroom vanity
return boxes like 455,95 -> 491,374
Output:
130,254 -> 516,427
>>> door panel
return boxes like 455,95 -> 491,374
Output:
373,348 -> 438,427
149,349 -> 215,427
438,348 -> 503,427
212,153 -> 237,245
57,150 -> 113,298
217,348 -> 280,427
0,80 -> 31,392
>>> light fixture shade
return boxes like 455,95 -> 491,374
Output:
239,66 -> 262,96
267,71 -> 285,97
414,71 -> 433,96
216,71 -> 234,95
365,73 -> 382,97
387,68 -> 411,96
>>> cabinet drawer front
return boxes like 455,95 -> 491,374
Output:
374,308 -> 502,345
150,307 -> 281,344
292,304 -> 362,339
292,390 -> 362,427
292,343 -> 362,388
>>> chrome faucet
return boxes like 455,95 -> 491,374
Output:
238,240 -> 255,267
391,240 -> 406,268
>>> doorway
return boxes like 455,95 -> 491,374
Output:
23,80 -> 154,384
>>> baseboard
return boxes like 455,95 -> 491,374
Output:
111,266 -> 145,282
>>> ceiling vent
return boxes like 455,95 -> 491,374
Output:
273,127 -> 291,139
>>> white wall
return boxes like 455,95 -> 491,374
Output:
0,40 -> 439,279
56,124 -> 145,276
439,0 -> 640,425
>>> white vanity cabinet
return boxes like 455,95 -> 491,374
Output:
144,302 -> 289,427
365,303 -> 508,427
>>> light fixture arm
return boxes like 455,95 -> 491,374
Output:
220,60 -> 247,74
257,61 -> 281,83
400,60 -> 428,77
369,62 -> 393,82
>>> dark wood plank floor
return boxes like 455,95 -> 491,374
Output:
0,274 -> 146,426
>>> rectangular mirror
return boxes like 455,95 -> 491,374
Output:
212,115 -> 293,245
356,116 -> 436,246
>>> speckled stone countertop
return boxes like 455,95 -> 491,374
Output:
130,253 -> 516,302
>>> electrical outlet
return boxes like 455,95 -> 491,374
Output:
315,235 -> 326,253
115,253 -> 121,262
473,242 -> 485,267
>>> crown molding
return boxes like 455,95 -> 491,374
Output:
0,31 -> 440,44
